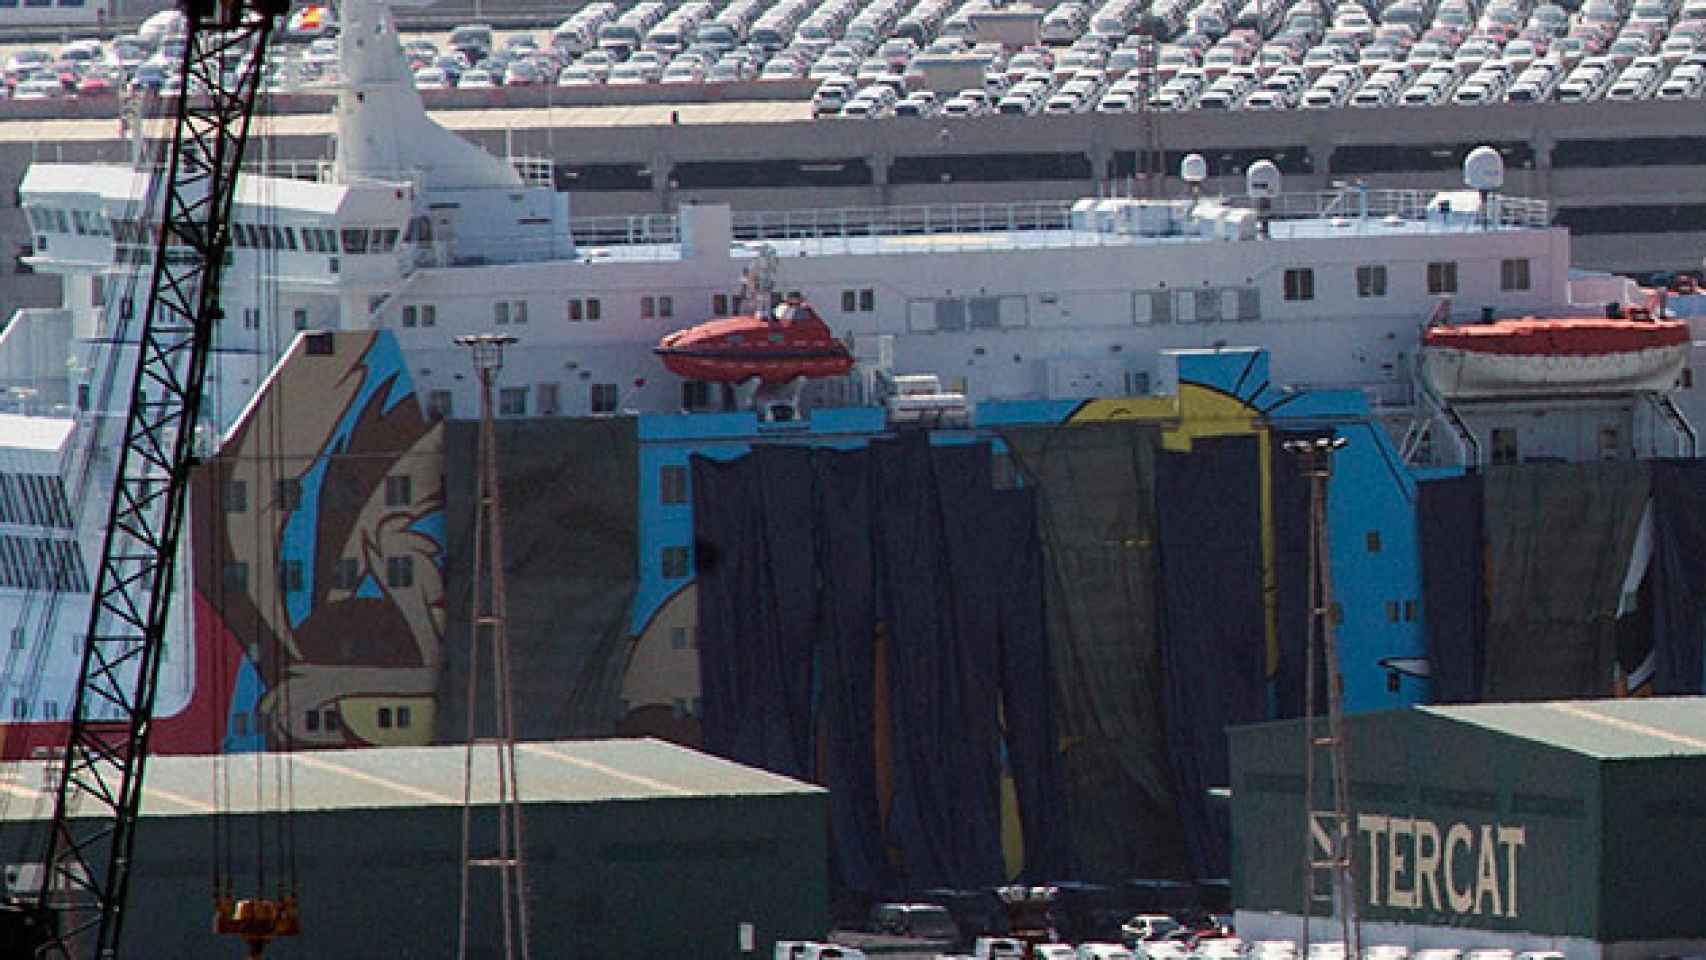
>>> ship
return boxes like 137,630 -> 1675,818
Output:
1,0 -> 1703,889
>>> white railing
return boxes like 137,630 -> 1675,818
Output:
1264,187 -> 1550,229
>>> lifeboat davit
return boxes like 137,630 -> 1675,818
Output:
1421,314 -> 1691,399
655,298 -> 855,385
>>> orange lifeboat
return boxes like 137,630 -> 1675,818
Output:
654,298 -> 855,385
1421,313 -> 1691,399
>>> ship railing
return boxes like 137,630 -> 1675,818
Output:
1261,188 -> 1550,229
731,201 -> 1080,244
570,214 -> 683,248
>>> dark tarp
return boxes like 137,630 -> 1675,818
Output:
1270,432 -> 1321,719
1480,462 -> 1649,700
1417,475 -> 1486,703
1155,435 -> 1266,882
692,436 -> 1060,894
439,419 -> 638,741
813,447 -> 885,894
1649,460 -> 1706,694
692,446 -> 819,778
1002,422 -> 1190,882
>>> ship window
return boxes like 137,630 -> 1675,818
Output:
1500,258 -> 1531,291
591,383 -> 618,413
1599,425 -> 1620,461
1684,369 -> 1695,390
1284,268 -> 1314,301
271,225 -> 287,249
859,289 -> 874,311
1427,261 -> 1458,294
641,295 -> 656,319
323,708 -> 340,731
660,465 -> 688,504
243,307 -> 260,330
419,305 -> 435,327
538,382 -> 560,415
681,380 -> 710,410
304,709 -> 320,732
658,295 -> 673,318
374,229 -> 399,252
378,707 -> 393,729
661,545 -> 690,579
842,290 -> 857,312
283,227 -> 298,250
224,479 -> 247,513
568,299 -> 583,322
1194,289 -> 1222,322
293,307 -> 309,330
341,228 -> 368,254
935,299 -> 967,331
402,305 -> 417,327
385,475 -> 412,507
397,706 -> 412,729
333,557 -> 360,591
712,293 -> 730,315
1356,265 -> 1387,297
587,298 -> 602,321
428,390 -> 453,419
90,276 -> 104,306
10,628 -> 22,650
385,555 -> 414,588
53,209 -> 67,233
1386,601 -> 1401,623
499,387 -> 528,416
494,299 -> 527,324
1490,427 -> 1518,465
1366,531 -> 1381,553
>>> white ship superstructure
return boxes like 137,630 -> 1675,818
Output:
0,0 -> 1701,737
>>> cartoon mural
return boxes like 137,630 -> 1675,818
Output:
190,331 -> 445,752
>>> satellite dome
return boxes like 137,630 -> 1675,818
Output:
1246,160 -> 1282,199
1181,153 -> 1208,184
1464,146 -> 1505,191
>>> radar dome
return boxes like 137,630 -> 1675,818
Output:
1246,160 -> 1282,199
1464,146 -> 1505,191
1181,153 -> 1208,184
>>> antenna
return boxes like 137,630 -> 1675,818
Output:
1463,146 -> 1504,229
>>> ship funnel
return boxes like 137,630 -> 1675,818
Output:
333,0 -> 521,190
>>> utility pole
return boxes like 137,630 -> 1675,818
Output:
455,334 -> 532,960
1287,434 -> 1360,960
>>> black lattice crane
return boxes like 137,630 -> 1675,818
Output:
0,0 -> 291,955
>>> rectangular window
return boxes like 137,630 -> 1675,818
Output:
323,708 -> 340,730
385,474 -> 412,507
10,628 -> 22,650
681,380 -> 710,410
1284,268 -> 1315,301
842,289 -> 858,312
378,707 -> 393,729
1599,425 -> 1621,460
660,465 -> 688,504
586,298 -> 602,321
859,289 -> 875,311
91,276 -> 105,306
427,390 -> 453,420
402,305 -> 418,327
277,478 -> 304,510
420,304 -> 436,327
333,556 -> 360,591
1501,257 -> 1531,291
397,705 -> 412,728
243,307 -> 260,329
386,555 -> 413,588
305,709 -> 320,732
537,382 -> 560,415
224,479 -> 248,513
1427,261 -> 1459,294
493,299 -> 528,325
591,383 -> 618,413
1366,531 -> 1382,553
641,295 -> 656,319
293,307 -> 309,330
499,387 -> 528,416
658,295 -> 673,318
662,545 -> 690,579
341,228 -> 368,254
568,299 -> 583,322
1490,427 -> 1519,465
280,560 -> 304,592
713,293 -> 730,315
1356,265 -> 1388,297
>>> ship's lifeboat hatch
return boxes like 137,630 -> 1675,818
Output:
654,299 -> 855,386
1421,315 -> 1691,399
